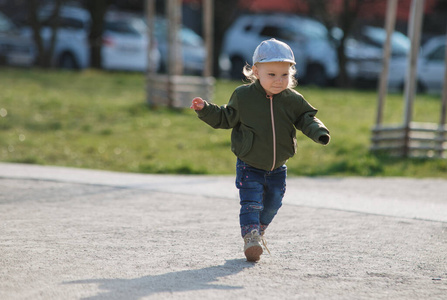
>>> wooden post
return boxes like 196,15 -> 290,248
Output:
202,0 -> 214,77
145,0 -> 156,106
437,31 -> 447,157
440,31 -> 447,126
375,0 -> 398,128
402,0 -> 424,157
167,0 -> 183,107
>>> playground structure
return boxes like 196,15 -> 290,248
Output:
371,0 -> 447,158
145,0 -> 215,108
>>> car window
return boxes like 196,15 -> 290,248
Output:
105,19 -> 141,36
243,24 -> 253,32
41,16 -> 86,30
154,18 -> 203,47
0,12 -> 16,32
181,27 -> 203,47
427,45 -> 445,61
60,17 -> 85,30
259,25 -> 296,41
291,18 -> 327,39
363,26 -> 409,55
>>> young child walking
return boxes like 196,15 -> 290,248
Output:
190,38 -> 330,262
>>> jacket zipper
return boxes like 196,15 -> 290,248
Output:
267,94 -> 276,171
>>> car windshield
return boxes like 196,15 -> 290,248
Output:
0,11 -> 16,32
180,27 -> 203,47
154,18 -> 203,47
105,17 -> 146,36
427,44 -> 445,61
290,18 -> 327,39
363,26 -> 410,54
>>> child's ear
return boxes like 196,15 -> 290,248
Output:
252,65 -> 259,78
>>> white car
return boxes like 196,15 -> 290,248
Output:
388,35 -> 446,94
153,17 -> 206,75
344,26 -> 410,82
0,10 -> 35,67
23,5 -> 91,69
220,13 -> 339,86
416,35 -> 446,93
102,11 -> 160,72
22,5 -> 160,72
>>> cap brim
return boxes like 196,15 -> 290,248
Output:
255,58 -> 296,65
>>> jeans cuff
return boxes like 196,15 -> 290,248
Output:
241,224 -> 260,237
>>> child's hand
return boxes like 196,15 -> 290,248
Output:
190,97 -> 205,111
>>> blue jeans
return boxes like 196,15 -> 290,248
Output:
235,158 -> 287,237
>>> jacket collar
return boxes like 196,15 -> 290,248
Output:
253,79 -> 285,98
253,79 -> 266,95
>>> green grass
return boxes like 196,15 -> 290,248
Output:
1,67 -> 446,178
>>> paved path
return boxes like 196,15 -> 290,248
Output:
1,163 -> 446,299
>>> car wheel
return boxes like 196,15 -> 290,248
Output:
230,56 -> 246,79
59,52 -> 79,70
305,63 -> 328,87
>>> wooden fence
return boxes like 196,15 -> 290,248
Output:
371,123 -> 447,158
145,0 -> 215,108
146,74 -> 215,108
371,0 -> 447,158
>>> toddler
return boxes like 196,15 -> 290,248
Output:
190,38 -> 330,262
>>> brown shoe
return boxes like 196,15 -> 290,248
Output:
243,229 -> 263,262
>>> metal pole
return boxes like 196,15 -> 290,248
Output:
202,0 -> 214,77
375,0 -> 398,128
402,0 -> 424,157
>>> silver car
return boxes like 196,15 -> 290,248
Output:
388,35 -> 446,94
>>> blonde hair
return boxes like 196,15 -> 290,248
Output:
243,63 -> 298,89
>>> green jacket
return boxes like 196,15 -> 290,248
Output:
196,80 -> 330,171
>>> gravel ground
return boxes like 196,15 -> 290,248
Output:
1,163 -> 446,299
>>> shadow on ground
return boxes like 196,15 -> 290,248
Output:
64,259 -> 253,299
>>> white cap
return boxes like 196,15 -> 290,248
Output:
252,38 -> 296,65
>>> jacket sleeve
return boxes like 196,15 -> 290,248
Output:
196,91 -> 240,129
294,99 -> 331,145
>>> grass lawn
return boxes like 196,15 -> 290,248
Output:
1,67 -> 446,178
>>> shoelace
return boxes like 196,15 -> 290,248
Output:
245,230 -> 271,255
260,235 -> 271,255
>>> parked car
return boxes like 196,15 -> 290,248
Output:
153,17 -> 206,75
416,35 -> 446,93
343,26 -> 410,83
0,10 -> 34,67
102,11 -> 160,72
388,35 -> 446,94
219,13 -> 339,86
21,5 -> 160,72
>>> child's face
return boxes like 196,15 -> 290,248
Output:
253,61 -> 291,96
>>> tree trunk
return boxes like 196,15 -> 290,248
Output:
84,0 -> 110,69
28,0 -> 63,68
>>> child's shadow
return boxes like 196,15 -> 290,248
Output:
64,258 -> 253,300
